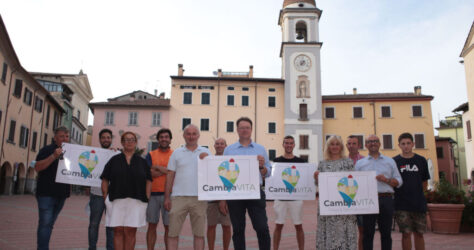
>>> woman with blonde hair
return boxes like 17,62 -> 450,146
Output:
101,131 -> 152,250
314,135 -> 357,250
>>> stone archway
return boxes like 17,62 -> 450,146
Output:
25,167 -> 37,194
14,163 -> 26,194
0,162 -> 13,195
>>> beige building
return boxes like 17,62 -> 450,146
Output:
0,16 -> 64,195
322,87 -> 439,183
460,22 -> 474,182
169,65 -> 285,160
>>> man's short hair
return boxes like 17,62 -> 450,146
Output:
283,135 -> 294,141
54,126 -> 69,135
99,128 -> 112,139
398,132 -> 414,143
157,128 -> 172,140
236,117 -> 253,128
347,135 -> 360,144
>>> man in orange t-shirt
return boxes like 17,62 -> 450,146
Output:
145,128 -> 173,250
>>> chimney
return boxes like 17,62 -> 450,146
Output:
154,89 -> 158,96
178,64 -> 184,76
217,69 -> 223,77
249,65 -> 254,78
159,92 -> 165,99
353,88 -> 357,95
414,86 -> 422,95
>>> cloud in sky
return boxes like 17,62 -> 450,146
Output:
1,0 -> 473,125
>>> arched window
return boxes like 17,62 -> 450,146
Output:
295,21 -> 308,42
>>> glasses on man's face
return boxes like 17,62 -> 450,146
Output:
366,140 -> 380,144
122,138 -> 136,143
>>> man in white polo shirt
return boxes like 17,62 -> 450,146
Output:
164,124 -> 211,250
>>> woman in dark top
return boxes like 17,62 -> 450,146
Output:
101,131 -> 152,250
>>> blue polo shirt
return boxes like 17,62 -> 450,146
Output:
223,141 -> 271,185
355,153 -> 403,193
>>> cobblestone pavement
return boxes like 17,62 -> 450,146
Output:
0,195 -> 473,249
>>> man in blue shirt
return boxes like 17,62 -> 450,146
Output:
355,135 -> 403,250
220,117 -> 271,250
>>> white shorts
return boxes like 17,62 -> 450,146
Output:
273,200 -> 303,225
105,197 -> 147,228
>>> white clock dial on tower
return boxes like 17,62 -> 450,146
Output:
294,54 -> 312,72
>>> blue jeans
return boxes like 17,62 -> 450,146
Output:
362,196 -> 394,250
88,194 -> 114,250
36,196 -> 66,250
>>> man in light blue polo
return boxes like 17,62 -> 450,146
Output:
220,117 -> 271,250
355,134 -> 403,250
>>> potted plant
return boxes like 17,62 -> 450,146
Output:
425,178 -> 465,234
461,190 -> 474,232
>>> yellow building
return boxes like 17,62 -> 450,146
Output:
169,65 -> 285,160
322,87 -> 439,183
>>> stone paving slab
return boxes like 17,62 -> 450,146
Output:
0,195 -> 473,249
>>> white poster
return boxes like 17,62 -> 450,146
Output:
198,155 -> 260,200
318,171 -> 379,216
265,163 -> 317,200
56,143 -> 120,187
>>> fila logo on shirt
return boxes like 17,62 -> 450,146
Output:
400,164 -> 418,173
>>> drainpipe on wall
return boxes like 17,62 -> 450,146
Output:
216,79 -> 220,138
254,80 -> 258,143
370,101 -> 377,135
0,65 -> 20,166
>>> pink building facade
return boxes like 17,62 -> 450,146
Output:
89,91 -> 170,155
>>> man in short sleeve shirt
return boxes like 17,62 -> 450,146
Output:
393,133 -> 430,250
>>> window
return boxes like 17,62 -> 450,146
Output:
105,111 -> 114,125
436,147 -> 444,158
414,134 -> 425,149
467,120 -> 472,140
354,135 -> 364,149
150,141 -> 159,151
227,86 -> 234,90
7,120 -> 16,143
34,97 -> 43,113
268,122 -> 276,133
201,93 -> 210,105
325,107 -> 335,119
269,88 -> 275,92
13,79 -> 22,98
43,133 -> 48,147
299,103 -> 308,120
128,112 -> 138,126
183,92 -> 192,104
242,87 -> 249,91
1,63 -> 7,83
269,149 -> 276,161
268,96 -> 276,107
31,131 -> 37,151
381,106 -> 391,118
23,88 -> 32,105
382,134 -> 393,149
201,119 -> 210,131
325,134 -> 335,141
412,105 -> 422,117
242,96 -> 249,106
53,111 -> 59,129
300,135 -> 309,149
19,126 -> 29,148
152,112 -> 161,126
353,106 -> 363,118
227,95 -> 234,106
182,118 -> 191,130
226,121 -> 234,132
45,105 -> 50,127
300,155 -> 309,162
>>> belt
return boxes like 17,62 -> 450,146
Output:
378,193 -> 393,197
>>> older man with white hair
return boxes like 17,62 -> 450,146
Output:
164,124 -> 211,250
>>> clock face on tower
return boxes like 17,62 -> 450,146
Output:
294,54 -> 311,72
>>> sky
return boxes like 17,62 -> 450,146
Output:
1,0 -> 473,128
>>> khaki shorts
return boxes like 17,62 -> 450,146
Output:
273,200 -> 303,225
168,196 -> 207,237
207,202 -> 231,226
395,210 -> 427,234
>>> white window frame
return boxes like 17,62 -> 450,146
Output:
352,106 -> 364,119
200,118 -> 210,131
183,92 -> 192,104
268,122 -> 276,134
414,133 -> 426,149
352,134 -> 365,150
380,105 -> 392,118
324,106 -> 336,119
242,95 -> 249,107
382,134 -> 393,150
152,112 -> 161,126
411,104 -> 423,117
105,111 -> 114,125
201,92 -> 210,105
268,96 -> 276,108
182,118 -> 191,130
19,125 -> 29,148
226,121 -> 234,132
325,134 -> 336,141
128,111 -> 138,126
227,95 -> 235,106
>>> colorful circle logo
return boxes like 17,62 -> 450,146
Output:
78,150 -> 98,179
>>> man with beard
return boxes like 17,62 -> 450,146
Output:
145,128 -> 174,250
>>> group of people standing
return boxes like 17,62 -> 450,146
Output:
34,116 -> 430,250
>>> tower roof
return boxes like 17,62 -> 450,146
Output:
283,0 -> 316,8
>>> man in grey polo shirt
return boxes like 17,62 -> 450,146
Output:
355,134 -> 403,250
164,124 -> 211,250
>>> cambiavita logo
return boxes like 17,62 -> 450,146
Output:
337,175 -> 358,208
218,158 -> 240,192
78,150 -> 98,179
282,166 -> 300,194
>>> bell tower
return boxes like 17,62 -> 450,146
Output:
279,0 -> 323,163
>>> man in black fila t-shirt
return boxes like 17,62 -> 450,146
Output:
393,133 -> 430,250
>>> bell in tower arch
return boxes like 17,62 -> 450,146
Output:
295,21 -> 308,42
